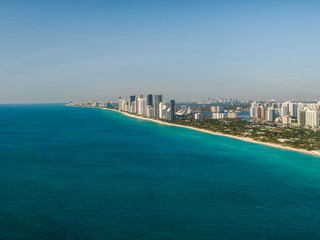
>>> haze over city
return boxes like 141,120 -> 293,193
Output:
1,0 -> 320,103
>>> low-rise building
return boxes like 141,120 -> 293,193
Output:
195,113 -> 202,120
212,112 -> 226,119
228,112 -> 237,119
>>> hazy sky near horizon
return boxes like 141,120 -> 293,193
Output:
0,0 -> 320,103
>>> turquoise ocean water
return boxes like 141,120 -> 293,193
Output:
1,104 -> 320,239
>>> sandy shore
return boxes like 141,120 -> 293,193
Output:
104,108 -> 320,158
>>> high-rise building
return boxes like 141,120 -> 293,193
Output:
289,102 -> 298,118
211,106 -> 223,113
298,110 -> 306,126
146,106 -> 154,117
129,95 -> 135,103
154,94 -> 163,118
274,108 -> 281,118
121,100 -> 128,111
250,107 -> 256,118
118,98 -> 126,111
305,110 -> 319,128
159,102 -> 166,119
143,98 -> 147,115
281,103 -> 289,117
135,94 -> 143,113
298,103 -> 306,112
260,107 -> 266,120
256,107 -> 262,119
128,95 -> 136,113
267,108 -> 275,121
147,94 -> 153,106
169,100 -> 175,121
165,109 -> 170,120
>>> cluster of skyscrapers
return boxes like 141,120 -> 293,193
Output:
250,101 -> 320,128
68,97 -> 320,129
118,94 -> 176,121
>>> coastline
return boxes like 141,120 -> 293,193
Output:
103,108 -> 320,158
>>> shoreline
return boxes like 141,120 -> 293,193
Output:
103,108 -> 320,158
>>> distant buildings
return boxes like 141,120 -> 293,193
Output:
169,100 -> 175,121
289,102 -> 298,118
212,112 -> 226,119
250,106 -> 256,118
256,107 -> 262,119
128,95 -> 136,113
281,103 -> 289,118
147,94 -> 153,106
283,115 -> 291,125
267,108 -> 275,121
195,113 -> 202,120
147,105 -> 154,117
71,95 -> 320,130
117,93 -> 177,121
228,112 -> 237,119
135,94 -> 143,113
247,100 -> 320,129
118,98 -> 128,111
154,94 -> 163,118
137,96 -> 147,115
298,111 -> 306,126
305,110 -> 319,128
159,102 -> 166,119
118,95 -> 320,129
211,106 -> 223,113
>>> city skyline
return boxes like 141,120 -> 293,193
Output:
1,1 -> 320,103
68,92 -> 320,150
70,92 -> 320,129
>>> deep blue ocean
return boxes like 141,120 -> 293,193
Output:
1,104 -> 320,240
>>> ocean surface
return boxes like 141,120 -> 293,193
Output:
1,104 -> 320,240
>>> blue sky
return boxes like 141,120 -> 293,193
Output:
0,0 -> 319,103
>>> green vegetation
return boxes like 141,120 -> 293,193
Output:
167,115 -> 320,151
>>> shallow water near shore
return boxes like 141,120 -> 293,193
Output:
1,104 -> 320,239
